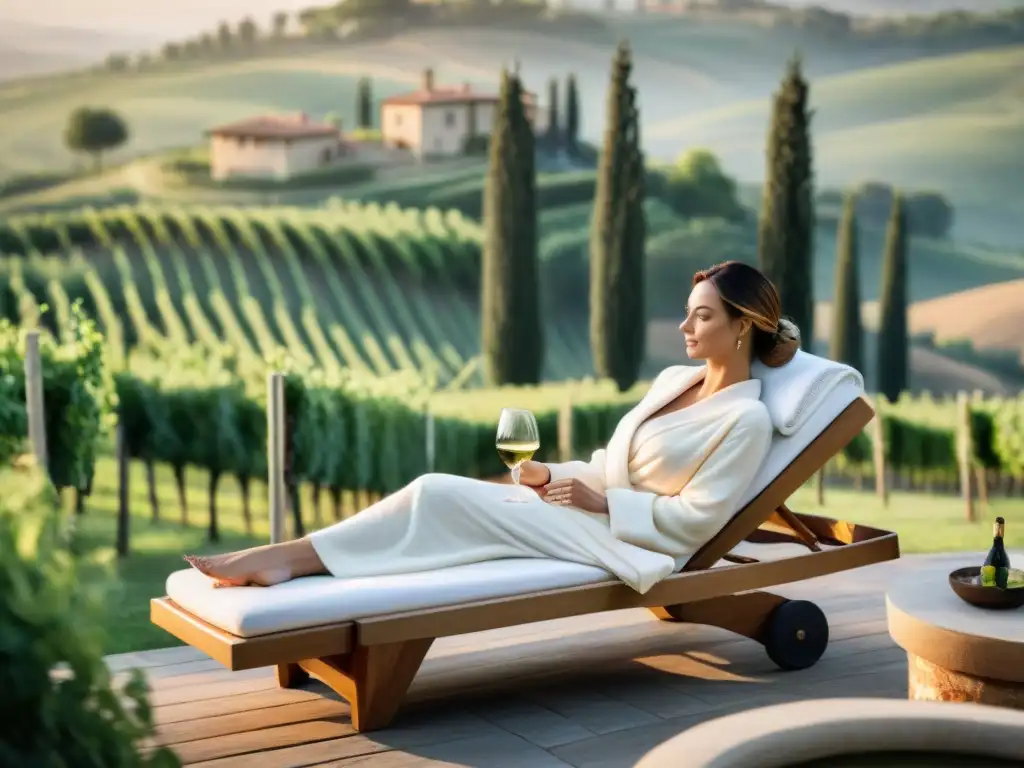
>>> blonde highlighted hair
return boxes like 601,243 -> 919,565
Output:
693,261 -> 800,367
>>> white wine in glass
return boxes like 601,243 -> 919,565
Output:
496,408 -> 540,503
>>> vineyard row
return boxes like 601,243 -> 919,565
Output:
3,313 -> 1023,548
0,202 -> 596,383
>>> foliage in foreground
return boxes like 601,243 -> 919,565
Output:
0,303 -> 116,489
0,467 -> 179,768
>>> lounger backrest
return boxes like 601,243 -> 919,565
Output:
682,351 -> 871,571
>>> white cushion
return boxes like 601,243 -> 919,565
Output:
165,539 -> 822,638
752,350 -> 864,436
739,374 -> 863,509
164,370 -> 867,639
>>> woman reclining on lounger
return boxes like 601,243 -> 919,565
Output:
185,260 -> 800,595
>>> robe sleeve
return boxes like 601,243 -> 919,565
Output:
541,366 -> 683,493
543,449 -> 607,492
603,412 -> 774,556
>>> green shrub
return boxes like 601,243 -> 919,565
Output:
659,150 -> 746,223
0,467 -> 179,768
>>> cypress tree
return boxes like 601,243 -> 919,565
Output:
876,194 -> 909,402
829,193 -> 863,373
357,78 -> 373,129
590,41 -> 647,392
480,70 -> 543,385
547,77 -> 560,145
565,74 -> 579,155
758,55 -> 815,347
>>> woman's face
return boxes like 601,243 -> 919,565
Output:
679,280 -> 747,361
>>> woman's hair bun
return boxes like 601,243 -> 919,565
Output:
757,318 -> 801,368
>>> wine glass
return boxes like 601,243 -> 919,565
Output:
496,408 -> 540,503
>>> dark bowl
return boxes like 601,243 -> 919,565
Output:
948,567 -> 1024,610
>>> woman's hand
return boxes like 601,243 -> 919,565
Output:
518,460 -> 551,487
542,478 -> 609,515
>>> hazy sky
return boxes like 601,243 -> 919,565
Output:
3,0 -> 1022,41
0,0 -> 318,39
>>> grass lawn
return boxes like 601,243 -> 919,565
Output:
64,456 -> 1023,656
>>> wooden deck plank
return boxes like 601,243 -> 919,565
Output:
112,555 -> 965,768
170,717 -> 358,764
155,683 -> 344,726
185,712 -> 502,768
154,699 -> 351,748
308,730 -> 578,767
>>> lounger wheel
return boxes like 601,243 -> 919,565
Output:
763,599 -> 829,671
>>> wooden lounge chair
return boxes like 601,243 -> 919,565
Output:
151,352 -> 900,732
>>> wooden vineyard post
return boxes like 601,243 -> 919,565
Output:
267,371 -> 287,544
116,420 -> 130,557
558,396 -> 574,463
23,330 -> 47,472
425,406 -> 436,473
816,465 -> 825,506
972,389 -> 989,507
871,398 -> 888,508
956,391 -> 975,522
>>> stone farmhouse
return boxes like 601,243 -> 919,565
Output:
379,71 -> 544,159
206,113 -> 353,181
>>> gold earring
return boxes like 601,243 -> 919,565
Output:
736,337 -> 742,350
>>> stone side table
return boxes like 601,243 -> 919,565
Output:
886,563 -> 1024,710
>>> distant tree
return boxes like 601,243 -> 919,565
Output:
547,77 -> 560,145
565,73 -> 580,154
829,194 -> 863,374
217,21 -> 233,49
198,33 -> 216,53
758,55 -> 815,348
480,69 -> 543,385
161,42 -> 181,61
272,11 -> 289,38
664,149 -> 744,220
105,53 -> 130,72
876,194 -> 909,401
905,191 -> 954,239
357,78 -> 373,129
64,107 -> 129,172
590,41 -> 647,392
855,182 -> 954,239
238,17 -> 259,46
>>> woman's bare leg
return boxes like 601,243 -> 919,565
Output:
184,538 -> 328,588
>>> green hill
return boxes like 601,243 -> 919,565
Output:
647,45 -> 1024,245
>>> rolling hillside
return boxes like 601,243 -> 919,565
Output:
0,203 -> 603,384
816,279 -> 1024,360
3,198 -> 1020,393
646,45 -> 1024,245
908,280 -> 1024,359
2,27 -> 1022,244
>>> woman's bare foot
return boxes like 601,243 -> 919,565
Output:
184,540 -> 328,588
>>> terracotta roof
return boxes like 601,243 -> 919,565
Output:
382,86 -> 537,108
207,113 -> 340,140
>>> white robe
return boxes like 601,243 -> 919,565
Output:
308,366 -> 774,594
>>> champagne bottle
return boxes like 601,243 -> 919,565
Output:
981,516 -> 1011,589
